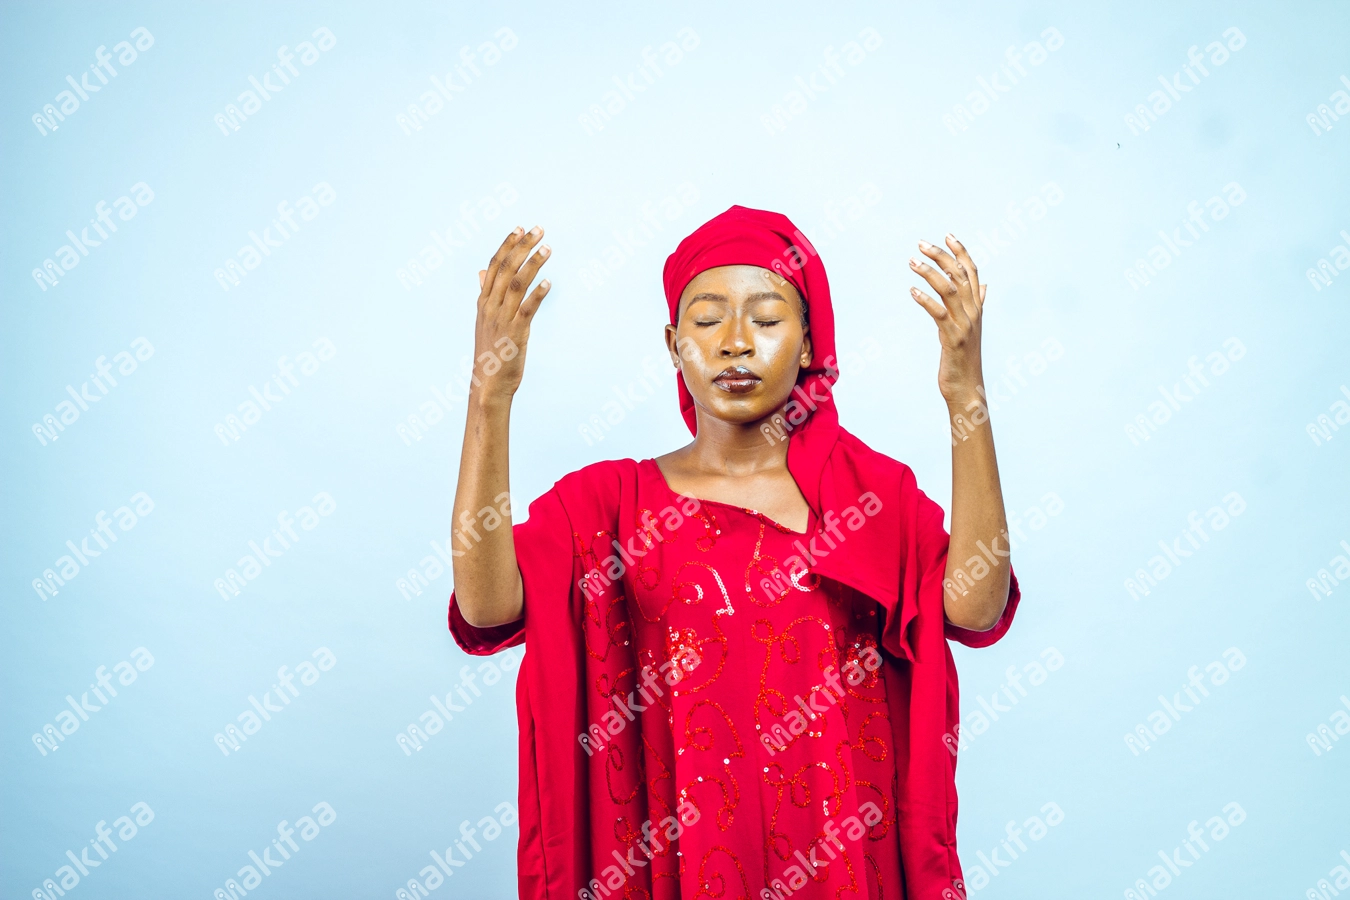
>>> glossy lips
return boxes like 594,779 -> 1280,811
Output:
712,365 -> 761,394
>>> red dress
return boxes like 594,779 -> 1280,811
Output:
450,457 -> 1019,900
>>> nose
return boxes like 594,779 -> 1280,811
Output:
718,316 -> 753,358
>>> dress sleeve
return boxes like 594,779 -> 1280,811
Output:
905,485 -> 1023,650
448,486 -> 576,656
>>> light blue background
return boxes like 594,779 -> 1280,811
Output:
3,1 -> 1348,897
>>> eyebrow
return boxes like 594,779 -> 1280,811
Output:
685,291 -> 790,305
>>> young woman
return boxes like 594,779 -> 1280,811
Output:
449,205 -> 1020,900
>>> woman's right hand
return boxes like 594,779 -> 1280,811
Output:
472,226 -> 552,405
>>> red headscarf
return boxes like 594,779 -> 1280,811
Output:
662,205 -> 843,521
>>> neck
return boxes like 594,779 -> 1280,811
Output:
683,406 -> 789,476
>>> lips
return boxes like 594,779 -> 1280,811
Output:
713,365 -> 762,394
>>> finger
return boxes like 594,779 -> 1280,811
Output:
945,234 -> 982,313
482,227 -> 525,298
910,286 -> 950,324
516,278 -> 552,321
909,256 -> 968,325
504,247 -> 552,315
489,226 -> 544,308
918,240 -> 969,289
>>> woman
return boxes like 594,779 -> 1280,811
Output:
449,205 -> 1020,900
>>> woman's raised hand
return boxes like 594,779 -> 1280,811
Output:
472,226 -> 552,405
908,234 -> 988,405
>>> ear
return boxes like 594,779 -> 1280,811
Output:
800,328 -> 813,368
664,323 -> 681,368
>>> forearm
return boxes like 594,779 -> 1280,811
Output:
943,392 -> 1010,630
451,395 -> 523,628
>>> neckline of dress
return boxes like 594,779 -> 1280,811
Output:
641,457 -> 814,537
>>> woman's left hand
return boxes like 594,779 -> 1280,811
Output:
909,235 -> 988,405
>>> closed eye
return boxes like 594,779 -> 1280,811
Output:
754,319 -> 782,326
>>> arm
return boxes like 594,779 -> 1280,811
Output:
451,226 -> 552,628
910,234 -> 1011,631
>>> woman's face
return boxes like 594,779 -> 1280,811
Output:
665,265 -> 811,427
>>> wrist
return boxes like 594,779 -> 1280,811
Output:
943,384 -> 986,410
469,387 -> 514,417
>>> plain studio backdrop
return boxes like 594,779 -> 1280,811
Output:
2,0 -> 1348,896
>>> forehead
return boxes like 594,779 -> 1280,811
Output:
679,265 -> 801,309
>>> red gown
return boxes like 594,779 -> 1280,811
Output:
450,457 -> 1019,900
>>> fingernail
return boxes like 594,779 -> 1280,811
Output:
947,233 -> 958,242
539,244 -> 551,256
918,240 -> 932,249
530,226 -> 542,236
513,226 -> 523,235
909,257 -> 920,268
541,279 -> 551,288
